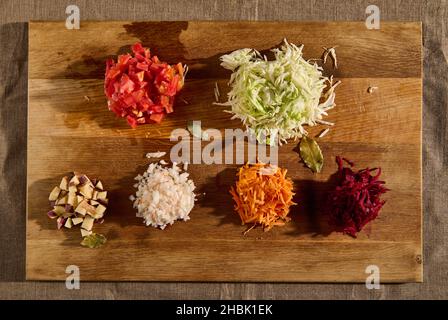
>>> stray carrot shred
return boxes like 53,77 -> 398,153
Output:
229,162 -> 296,233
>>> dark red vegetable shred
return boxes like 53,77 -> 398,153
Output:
326,156 -> 389,237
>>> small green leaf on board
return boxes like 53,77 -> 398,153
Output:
80,233 -> 107,248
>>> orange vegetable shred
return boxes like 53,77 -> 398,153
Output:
229,162 -> 296,232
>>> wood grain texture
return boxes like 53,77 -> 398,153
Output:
28,21 -> 421,79
26,21 -> 422,282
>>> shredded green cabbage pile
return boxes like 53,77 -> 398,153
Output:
219,39 -> 336,145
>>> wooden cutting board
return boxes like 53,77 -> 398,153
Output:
27,21 -> 422,282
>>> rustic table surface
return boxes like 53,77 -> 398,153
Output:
0,0 -> 446,299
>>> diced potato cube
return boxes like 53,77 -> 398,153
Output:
68,184 -> 77,193
64,218 -> 73,229
75,203 -> 87,216
67,192 -> 76,206
78,183 -> 94,199
72,196 -> 78,208
95,204 -> 106,218
59,176 -> 69,191
97,191 -> 107,200
85,204 -> 97,216
56,195 -> 67,205
72,217 -> 84,225
81,229 -> 92,237
81,215 -> 94,231
76,199 -> 96,217
62,210 -> 74,218
69,175 -> 80,186
57,217 -> 65,229
97,198 -> 109,206
48,186 -> 61,201
96,180 -> 103,190
53,206 -> 66,215
78,174 -> 90,185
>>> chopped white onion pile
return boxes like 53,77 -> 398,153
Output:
219,39 -> 338,145
131,161 -> 196,229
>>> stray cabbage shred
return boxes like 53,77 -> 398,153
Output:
219,39 -> 337,145
131,161 -> 196,229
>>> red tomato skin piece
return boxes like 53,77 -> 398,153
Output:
136,62 -> 149,71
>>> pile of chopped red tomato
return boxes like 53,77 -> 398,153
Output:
326,156 -> 389,237
104,43 -> 185,127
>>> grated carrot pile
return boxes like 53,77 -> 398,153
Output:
229,162 -> 296,232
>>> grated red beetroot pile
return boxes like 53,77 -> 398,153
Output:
326,156 -> 389,237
